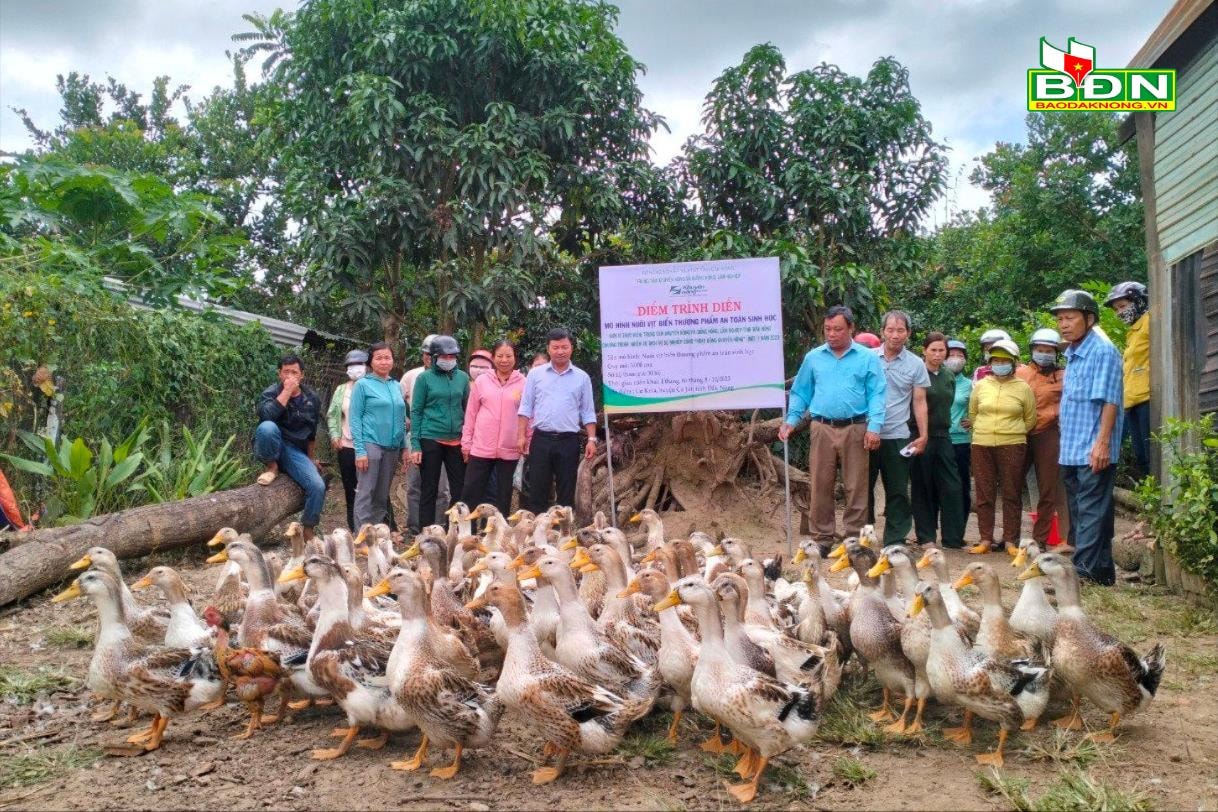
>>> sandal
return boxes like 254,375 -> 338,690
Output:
257,470 -> 278,486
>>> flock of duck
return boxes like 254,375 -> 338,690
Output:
51,505 -> 1167,804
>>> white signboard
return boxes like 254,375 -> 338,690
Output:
598,257 -> 785,413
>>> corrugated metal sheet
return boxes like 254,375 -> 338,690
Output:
1155,35 -> 1218,266
102,277 -> 353,349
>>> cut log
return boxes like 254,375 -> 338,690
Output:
0,478 -> 304,608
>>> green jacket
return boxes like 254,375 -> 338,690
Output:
410,366 -> 469,451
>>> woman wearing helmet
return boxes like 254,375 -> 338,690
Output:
1015,328 -> 1070,546
973,328 -> 1011,382
327,349 -> 369,530
944,338 -> 974,522
967,339 -> 1036,553
1105,281 -> 1150,480
409,335 -> 470,527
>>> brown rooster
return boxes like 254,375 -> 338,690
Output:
202,606 -> 290,739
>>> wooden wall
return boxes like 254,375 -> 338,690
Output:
1154,35 -> 1218,267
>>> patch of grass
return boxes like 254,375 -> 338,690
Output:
701,753 -> 740,779
1081,583 -> 1153,643
976,769 -> 1031,812
1167,647 -> 1218,686
0,746 -> 103,789
1031,769 -> 1151,811
1020,729 -> 1100,768
616,732 -> 676,766
832,756 -> 876,786
0,665 -> 78,704
817,677 -> 888,746
43,626 -> 93,648
765,762 -> 811,799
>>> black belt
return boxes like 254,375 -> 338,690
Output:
811,415 -> 867,428
533,430 -> 580,439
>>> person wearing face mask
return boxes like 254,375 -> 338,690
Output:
410,335 -> 470,527
967,339 -> 1036,554
350,342 -> 409,530
910,332 -> 966,548
945,339 -> 974,522
972,328 -> 1011,382
1016,328 -> 1071,547
1105,281 -> 1150,481
328,349 -> 369,530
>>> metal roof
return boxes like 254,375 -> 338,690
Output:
1127,0 -> 1216,68
102,277 -> 355,349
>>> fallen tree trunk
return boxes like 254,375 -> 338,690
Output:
0,478 -> 303,608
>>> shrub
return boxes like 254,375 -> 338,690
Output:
1137,415 -> 1218,586
0,268 -> 280,519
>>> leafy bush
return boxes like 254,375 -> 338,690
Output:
1137,415 -> 1218,585
134,421 -> 249,502
1,269 -> 278,448
1,424 -> 150,524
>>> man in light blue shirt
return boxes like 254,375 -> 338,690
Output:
1051,289 -> 1123,585
779,305 -> 886,549
517,326 -> 597,512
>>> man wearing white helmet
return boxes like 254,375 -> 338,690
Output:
1016,328 -> 1071,546
972,328 -> 1011,382
401,333 -> 448,533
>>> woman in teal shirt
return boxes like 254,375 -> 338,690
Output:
350,341 -> 407,529
945,339 -> 974,523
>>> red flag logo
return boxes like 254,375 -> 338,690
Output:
1040,38 -> 1096,87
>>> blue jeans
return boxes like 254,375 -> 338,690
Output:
254,421 -> 325,528
1124,402 -> 1151,481
1061,464 -> 1116,586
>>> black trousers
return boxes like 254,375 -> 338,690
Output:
338,446 -> 398,531
526,432 -> 580,512
419,439 -> 465,528
337,447 -> 359,530
953,442 -> 972,522
462,456 -> 517,518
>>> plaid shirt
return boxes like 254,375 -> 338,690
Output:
1059,328 -> 1124,466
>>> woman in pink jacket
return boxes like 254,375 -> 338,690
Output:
460,339 -> 527,515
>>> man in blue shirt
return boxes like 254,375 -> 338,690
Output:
517,327 -> 598,512
779,305 -> 887,551
1051,289 -> 1123,586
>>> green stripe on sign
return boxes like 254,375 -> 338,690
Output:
602,383 -> 785,408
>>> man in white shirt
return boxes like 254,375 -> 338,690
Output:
401,334 -> 447,533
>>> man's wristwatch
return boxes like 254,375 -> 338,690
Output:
586,436 -> 598,445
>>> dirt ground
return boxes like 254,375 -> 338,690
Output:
2,480 -> 1216,811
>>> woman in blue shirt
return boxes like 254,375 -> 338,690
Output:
350,341 -> 407,529
945,339 -> 974,524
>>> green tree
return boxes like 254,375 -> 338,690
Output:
894,111 -> 1145,334
0,157 -> 244,303
676,44 -> 947,349
260,0 -> 660,345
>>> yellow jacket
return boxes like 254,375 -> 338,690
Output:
1123,313 -> 1150,408
968,375 -> 1036,446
